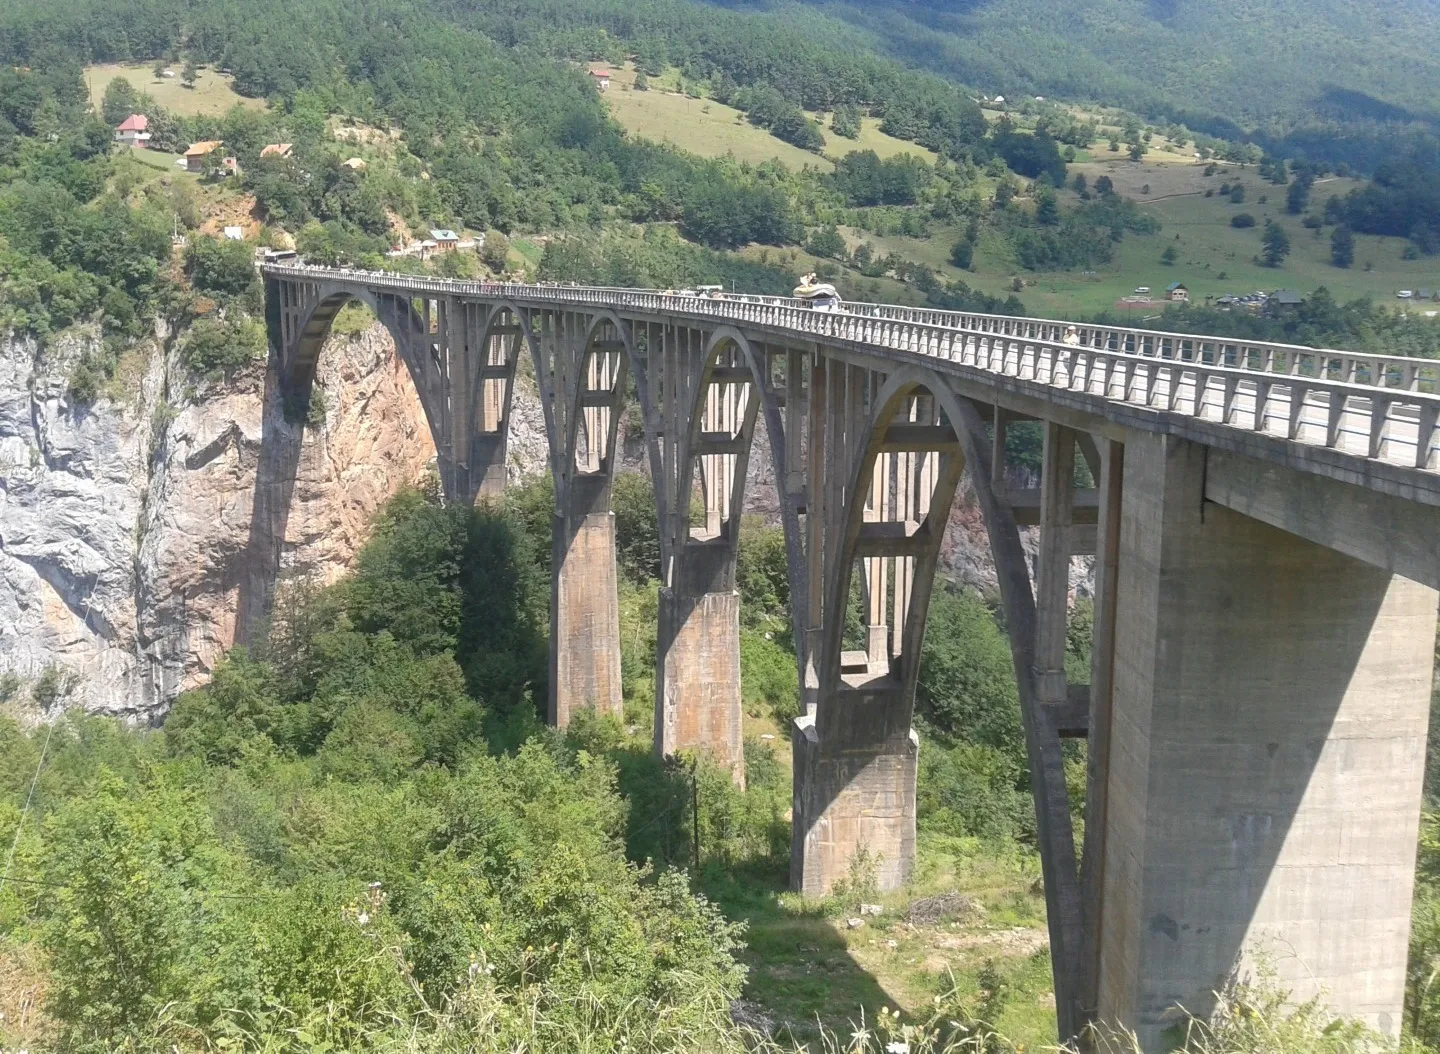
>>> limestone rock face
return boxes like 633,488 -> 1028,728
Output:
0,323 -> 435,718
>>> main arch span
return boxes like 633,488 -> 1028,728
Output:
260,263 -> 1440,1049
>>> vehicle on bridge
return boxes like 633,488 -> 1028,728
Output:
794,273 -> 842,312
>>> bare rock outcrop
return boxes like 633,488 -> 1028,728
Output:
0,323 -> 435,718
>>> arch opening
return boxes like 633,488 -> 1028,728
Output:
240,279 -> 439,647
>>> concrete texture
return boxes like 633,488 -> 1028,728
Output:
656,587 -> 744,784
1204,448 -> 1440,590
791,706 -> 918,897
550,507 -> 623,727
1097,433 -> 1438,1048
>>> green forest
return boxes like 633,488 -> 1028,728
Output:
4,0 -> 1440,1048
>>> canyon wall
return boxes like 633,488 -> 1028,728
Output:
0,323 -> 435,717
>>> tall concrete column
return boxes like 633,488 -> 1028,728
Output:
1096,433 -> 1438,1048
656,535 -> 744,782
550,474 -> 623,727
656,586 -> 744,784
791,689 -> 918,897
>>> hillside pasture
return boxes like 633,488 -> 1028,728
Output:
603,65 -> 937,173
86,63 -> 266,118
604,65 -> 833,172
821,115 -> 938,166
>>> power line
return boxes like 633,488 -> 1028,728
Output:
0,717 -> 56,897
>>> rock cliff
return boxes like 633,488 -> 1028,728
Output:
0,323 -> 436,718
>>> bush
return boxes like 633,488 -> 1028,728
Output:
1231,212 -> 1257,228
184,236 -> 257,296
330,299 -> 375,336
179,316 -> 265,377
613,470 -> 661,585
805,224 -> 847,260
481,230 -> 511,272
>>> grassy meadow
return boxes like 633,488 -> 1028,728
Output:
85,62 -> 266,118
602,63 -> 937,173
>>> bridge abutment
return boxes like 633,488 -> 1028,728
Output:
550,475 -> 623,727
1096,433 -> 1437,1047
790,702 -> 918,897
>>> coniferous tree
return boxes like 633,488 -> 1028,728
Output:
1261,220 -> 1292,266
1331,225 -> 1355,268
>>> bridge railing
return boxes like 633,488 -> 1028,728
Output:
263,264 -> 1440,473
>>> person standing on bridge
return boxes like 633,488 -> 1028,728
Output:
1062,325 -> 1081,346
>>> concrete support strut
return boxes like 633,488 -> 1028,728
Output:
791,702 -> 918,897
1097,433 -> 1438,1048
656,587 -> 743,782
550,474 -> 623,728
649,327 -> 757,783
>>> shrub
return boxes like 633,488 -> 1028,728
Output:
179,316 -> 265,377
184,236 -> 257,296
1231,212 -> 1257,228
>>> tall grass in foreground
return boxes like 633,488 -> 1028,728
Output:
92,964 -> 1406,1054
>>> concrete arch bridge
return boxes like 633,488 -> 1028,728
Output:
258,263 -> 1440,1048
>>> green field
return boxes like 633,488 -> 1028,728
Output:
822,116 -> 938,166
119,147 -> 186,173
603,64 -> 936,173
86,62 -> 266,118
831,151 -> 1440,318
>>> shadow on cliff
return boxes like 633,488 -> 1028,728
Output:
234,342 -> 307,647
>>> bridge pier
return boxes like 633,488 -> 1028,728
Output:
1096,434 -> 1437,1046
790,695 -> 918,897
550,473 -> 623,727
656,562 -> 744,783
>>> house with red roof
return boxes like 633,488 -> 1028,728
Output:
114,114 -> 151,148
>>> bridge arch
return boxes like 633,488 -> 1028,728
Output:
653,324 -> 765,783
463,301 -> 546,499
279,284 -> 433,408
241,279 -> 445,648
814,368 -> 968,727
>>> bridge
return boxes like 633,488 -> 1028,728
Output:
258,262 -> 1440,1047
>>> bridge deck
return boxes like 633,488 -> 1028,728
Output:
263,264 -> 1440,505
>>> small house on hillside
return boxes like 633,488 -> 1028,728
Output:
430,228 -> 459,251
259,143 -> 292,159
114,114 -> 150,148
589,69 -> 611,91
184,139 -> 223,172
223,226 -> 244,240
1268,289 -> 1303,315
1166,281 -> 1189,303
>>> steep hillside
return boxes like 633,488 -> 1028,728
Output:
784,0 -> 1440,133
